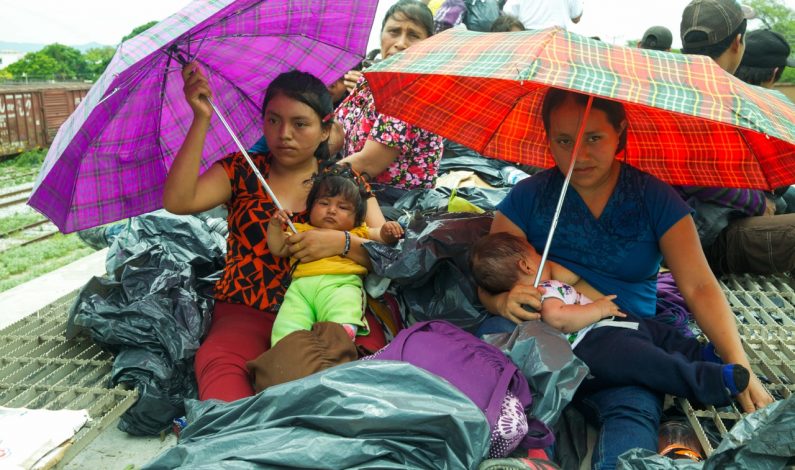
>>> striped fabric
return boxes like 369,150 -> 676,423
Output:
28,0 -> 377,233
365,28 -> 795,191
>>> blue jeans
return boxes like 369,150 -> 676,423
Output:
475,314 -> 517,337
478,315 -> 663,469
575,385 -> 663,470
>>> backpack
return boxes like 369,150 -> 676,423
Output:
370,320 -> 554,450
464,0 -> 501,32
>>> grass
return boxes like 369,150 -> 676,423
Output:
0,148 -> 46,170
0,149 -> 45,186
0,147 -> 101,294
0,233 -> 94,293
0,212 -> 46,235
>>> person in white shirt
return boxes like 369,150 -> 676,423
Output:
502,0 -> 582,30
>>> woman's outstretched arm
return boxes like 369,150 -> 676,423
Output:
661,215 -> 774,412
163,62 -> 231,214
339,139 -> 399,182
286,229 -> 372,269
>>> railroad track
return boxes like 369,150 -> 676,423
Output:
0,184 -> 34,210
0,171 -> 37,184
0,218 -> 50,238
0,184 -> 62,254
0,222 -> 60,255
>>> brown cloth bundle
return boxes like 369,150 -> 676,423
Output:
247,322 -> 359,392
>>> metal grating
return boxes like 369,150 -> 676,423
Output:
0,290 -> 137,468
674,273 -> 795,457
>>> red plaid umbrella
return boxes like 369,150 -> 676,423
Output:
364,27 -> 795,285
364,28 -> 795,190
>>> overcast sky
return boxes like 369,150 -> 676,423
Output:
2,0 -> 794,49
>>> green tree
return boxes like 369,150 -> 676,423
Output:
121,21 -> 159,43
83,46 -> 116,80
6,43 -> 88,81
7,52 -> 63,81
746,0 -> 795,83
39,43 -> 89,78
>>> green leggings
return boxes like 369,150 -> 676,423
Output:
271,274 -> 366,345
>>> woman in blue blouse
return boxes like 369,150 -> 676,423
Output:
478,88 -> 772,470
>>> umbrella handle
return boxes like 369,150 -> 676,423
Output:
166,47 -> 298,233
534,95 -> 594,288
204,96 -> 298,234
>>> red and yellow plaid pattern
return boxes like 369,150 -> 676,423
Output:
365,28 -> 795,190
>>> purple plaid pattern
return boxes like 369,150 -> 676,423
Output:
28,0 -> 378,233
677,186 -> 766,216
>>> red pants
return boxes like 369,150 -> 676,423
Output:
195,301 -> 386,401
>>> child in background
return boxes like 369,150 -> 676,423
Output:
267,163 -> 403,346
470,232 -> 750,406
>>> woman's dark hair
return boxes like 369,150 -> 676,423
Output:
470,232 -> 529,294
261,70 -> 334,162
382,0 -> 434,38
681,19 -> 747,59
490,14 -> 525,33
306,163 -> 370,227
541,88 -> 628,155
735,64 -> 782,86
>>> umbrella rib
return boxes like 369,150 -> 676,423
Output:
483,86 -> 543,159
736,128 -> 773,190
180,0 -> 264,41
197,56 -> 262,112
157,52 -> 177,181
179,33 -> 366,75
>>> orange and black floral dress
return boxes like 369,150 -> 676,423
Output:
214,151 -> 308,313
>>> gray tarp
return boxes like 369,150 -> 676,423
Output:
617,395 -> 795,469
66,210 -> 226,435
485,321 -> 589,428
364,213 -> 493,332
143,361 -> 491,470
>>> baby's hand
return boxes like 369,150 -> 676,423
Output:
380,221 -> 404,244
269,209 -> 292,228
592,294 -> 625,319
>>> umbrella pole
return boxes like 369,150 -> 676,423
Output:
534,95 -> 594,288
205,97 -> 298,234
166,46 -> 298,233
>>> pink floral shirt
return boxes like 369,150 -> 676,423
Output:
336,77 -> 443,190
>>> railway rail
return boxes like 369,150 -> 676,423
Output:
0,185 -> 61,254
0,184 -> 35,210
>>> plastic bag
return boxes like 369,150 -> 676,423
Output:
465,0 -> 501,32
483,321 -> 589,428
364,213 -> 493,331
143,361 -> 491,469
393,186 -> 510,215
616,395 -> 795,469
67,210 -> 224,435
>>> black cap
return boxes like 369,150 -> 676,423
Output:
741,29 -> 795,68
681,0 -> 754,49
640,26 -> 673,50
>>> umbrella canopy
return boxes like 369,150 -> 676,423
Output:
364,27 -> 795,191
28,0 -> 377,233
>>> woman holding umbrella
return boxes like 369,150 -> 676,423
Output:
336,0 -> 444,204
163,65 -> 386,401
479,89 -> 773,469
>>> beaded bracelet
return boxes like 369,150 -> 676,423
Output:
341,230 -> 351,257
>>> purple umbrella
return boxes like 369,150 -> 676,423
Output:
28,0 -> 378,233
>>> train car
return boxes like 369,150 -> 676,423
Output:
0,83 -> 91,157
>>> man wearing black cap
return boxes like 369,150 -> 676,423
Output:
680,0 -> 753,73
638,25 -> 672,51
736,29 -> 795,215
735,29 -> 795,88
678,0 -> 795,281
